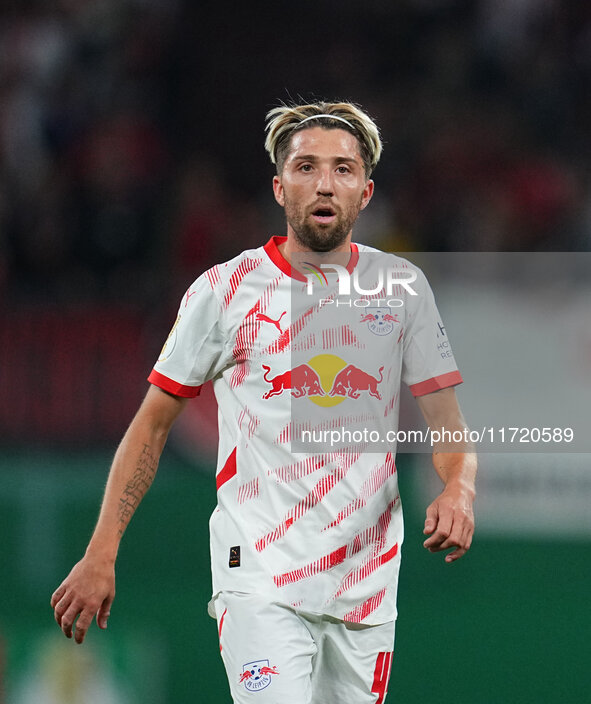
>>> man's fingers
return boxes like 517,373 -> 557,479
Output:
75,608 -> 97,644
53,593 -> 73,627
97,594 -> 114,630
50,584 -> 66,608
463,528 -> 473,551
423,505 -> 438,535
59,597 -> 104,642
60,602 -> 83,639
444,546 -> 467,563
457,523 -> 474,554
97,610 -> 110,630
427,529 -> 471,554
437,519 -> 467,551
453,516 -> 474,552
423,508 -> 453,549
423,488 -> 475,562
440,522 -> 474,562
51,557 -> 116,643
425,505 -> 474,549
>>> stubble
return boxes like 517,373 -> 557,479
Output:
283,195 -> 364,252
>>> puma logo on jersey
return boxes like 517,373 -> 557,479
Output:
256,311 -> 286,334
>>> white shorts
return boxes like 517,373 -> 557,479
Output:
213,591 -> 395,704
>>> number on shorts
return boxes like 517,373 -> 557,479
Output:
372,651 -> 393,704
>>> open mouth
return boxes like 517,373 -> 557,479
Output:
311,206 -> 336,224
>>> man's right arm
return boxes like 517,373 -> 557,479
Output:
50,384 -> 188,644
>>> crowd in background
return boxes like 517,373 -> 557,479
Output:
1,0 -> 590,307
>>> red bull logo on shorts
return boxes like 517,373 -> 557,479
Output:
262,355 -> 384,406
239,660 -> 280,692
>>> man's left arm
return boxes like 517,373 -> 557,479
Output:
415,387 -> 477,563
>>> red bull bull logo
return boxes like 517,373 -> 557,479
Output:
262,355 -> 384,405
262,364 -> 324,399
239,660 -> 280,692
329,364 -> 384,400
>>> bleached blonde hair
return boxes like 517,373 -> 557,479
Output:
265,101 -> 383,177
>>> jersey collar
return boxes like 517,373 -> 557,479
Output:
263,235 -> 360,282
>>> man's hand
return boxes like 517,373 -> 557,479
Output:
50,554 -> 115,644
416,388 -> 477,563
423,482 -> 475,563
49,387 -> 187,645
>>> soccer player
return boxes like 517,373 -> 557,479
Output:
51,101 -> 476,704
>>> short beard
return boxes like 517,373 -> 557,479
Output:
292,221 -> 351,252
285,197 -> 362,253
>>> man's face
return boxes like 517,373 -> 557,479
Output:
273,127 -> 374,252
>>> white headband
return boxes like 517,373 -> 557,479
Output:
298,113 -> 355,130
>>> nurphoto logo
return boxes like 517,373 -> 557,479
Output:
303,262 -> 418,308
304,263 -> 418,297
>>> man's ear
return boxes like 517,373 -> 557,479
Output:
273,175 -> 285,207
360,179 -> 374,211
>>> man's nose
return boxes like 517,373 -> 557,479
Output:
316,169 -> 334,196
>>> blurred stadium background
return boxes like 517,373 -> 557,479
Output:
1,1 -> 590,702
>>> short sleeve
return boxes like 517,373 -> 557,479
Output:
401,267 -> 463,397
148,274 -> 232,397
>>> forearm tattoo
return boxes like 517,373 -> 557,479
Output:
117,443 -> 157,536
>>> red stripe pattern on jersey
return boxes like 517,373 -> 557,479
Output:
205,265 -> 221,289
383,392 -> 399,419
231,276 -> 282,387
237,478 -> 259,504
273,501 -> 396,588
321,325 -> 365,350
271,449 -> 359,484
255,473 -> 343,552
270,455 -> 328,483
238,406 -> 260,439
264,301 -> 322,355
343,587 -> 387,623
324,453 -> 397,530
255,451 -> 361,552
274,545 -> 348,587
291,331 -> 317,352
222,257 -> 263,309
232,276 -> 282,362
332,542 -> 398,601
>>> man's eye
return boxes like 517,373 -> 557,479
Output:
300,164 -> 313,172
337,166 -> 350,174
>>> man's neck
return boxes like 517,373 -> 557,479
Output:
278,231 -> 353,274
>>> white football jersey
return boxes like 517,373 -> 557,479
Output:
149,236 -> 462,624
